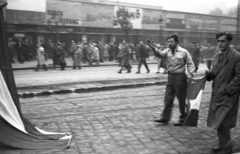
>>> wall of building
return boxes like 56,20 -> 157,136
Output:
4,0 -> 240,47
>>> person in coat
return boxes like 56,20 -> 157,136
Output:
89,43 -> 100,66
56,43 -> 66,70
35,43 -> 47,71
69,40 -> 77,60
156,43 -> 167,74
205,32 -> 240,154
136,40 -> 150,73
192,42 -> 201,73
73,45 -> 82,69
117,40 -> 132,73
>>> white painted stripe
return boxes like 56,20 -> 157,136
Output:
188,90 -> 203,110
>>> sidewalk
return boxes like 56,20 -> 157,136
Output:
14,59 -> 208,98
12,57 -> 157,70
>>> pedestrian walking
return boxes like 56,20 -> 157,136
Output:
205,32 -> 240,154
192,42 -> 201,73
98,41 -> 105,62
117,40 -> 132,73
69,40 -> 77,60
52,43 -> 58,70
35,43 -> 48,71
56,43 -> 66,70
148,34 -> 195,126
103,43 -> 109,61
7,38 -> 15,63
89,43 -> 100,66
156,44 -> 167,74
82,43 -> 89,63
136,41 -> 150,73
73,45 -> 82,69
16,39 -> 25,63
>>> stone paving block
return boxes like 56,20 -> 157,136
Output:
8,83 -> 240,154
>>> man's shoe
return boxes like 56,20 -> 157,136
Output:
174,120 -> 184,126
147,70 -> 150,73
154,119 -> 168,124
126,70 -> 131,73
211,147 -> 221,153
117,70 -> 122,74
136,71 -> 140,74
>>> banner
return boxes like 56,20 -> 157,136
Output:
0,7 -> 72,149
81,3 -> 113,27
114,6 -> 143,29
183,77 -> 206,127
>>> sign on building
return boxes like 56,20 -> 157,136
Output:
186,18 -> 220,30
81,3 -> 113,28
113,6 -> 143,29
142,9 -> 165,30
6,0 -> 46,24
46,0 -> 82,26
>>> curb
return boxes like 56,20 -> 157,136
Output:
17,72 -> 205,98
12,62 -> 158,71
18,80 -> 167,98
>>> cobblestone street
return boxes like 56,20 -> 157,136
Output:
1,83 -> 240,154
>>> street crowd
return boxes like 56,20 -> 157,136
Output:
7,32 -> 240,154
8,37 -> 217,74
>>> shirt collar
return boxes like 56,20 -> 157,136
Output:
220,47 -> 230,56
169,45 -> 180,52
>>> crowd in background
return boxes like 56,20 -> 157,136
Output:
7,37 -> 229,73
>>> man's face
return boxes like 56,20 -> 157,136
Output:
140,41 -> 143,45
167,38 -> 178,49
217,35 -> 231,52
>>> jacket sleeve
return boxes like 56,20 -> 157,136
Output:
185,51 -> 195,78
225,56 -> 240,95
147,41 -> 166,58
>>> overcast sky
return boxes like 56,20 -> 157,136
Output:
108,0 -> 238,14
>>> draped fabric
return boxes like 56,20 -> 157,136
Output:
0,3 -> 72,149
183,77 -> 206,127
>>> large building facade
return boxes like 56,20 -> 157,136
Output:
4,0 -> 240,47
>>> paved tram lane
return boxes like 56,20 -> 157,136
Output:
1,83 -> 240,154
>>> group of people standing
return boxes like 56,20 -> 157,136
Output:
8,38 -> 34,64
36,40 -> 67,71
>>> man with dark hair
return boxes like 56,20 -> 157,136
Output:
148,34 -> 195,126
205,32 -> 240,154
136,41 -> 150,73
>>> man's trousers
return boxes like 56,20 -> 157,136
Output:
161,73 -> 187,122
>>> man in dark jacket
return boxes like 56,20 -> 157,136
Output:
136,41 -> 150,73
205,32 -> 240,154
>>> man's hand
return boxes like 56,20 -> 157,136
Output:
187,77 -> 193,84
218,87 -> 227,96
